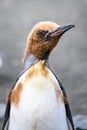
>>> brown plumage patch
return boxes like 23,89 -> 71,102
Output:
55,88 -> 68,104
25,60 -> 49,81
7,89 -> 12,102
55,87 -> 64,102
63,95 -> 68,104
55,87 -> 68,103
11,82 -> 23,105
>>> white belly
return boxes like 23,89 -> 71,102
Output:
9,69 -> 69,130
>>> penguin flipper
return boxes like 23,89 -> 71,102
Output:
65,100 -> 75,130
58,80 -> 75,130
1,69 -> 29,130
2,101 -> 10,130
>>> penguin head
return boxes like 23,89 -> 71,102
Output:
23,21 -> 75,61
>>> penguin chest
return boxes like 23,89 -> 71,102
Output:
9,62 -> 68,130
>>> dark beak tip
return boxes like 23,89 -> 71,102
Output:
68,24 -> 75,28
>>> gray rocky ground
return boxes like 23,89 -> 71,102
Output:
0,0 -> 87,129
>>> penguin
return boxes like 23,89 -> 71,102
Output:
2,21 -> 75,130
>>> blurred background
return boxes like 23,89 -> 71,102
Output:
0,0 -> 87,129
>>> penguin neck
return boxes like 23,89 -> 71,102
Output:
23,54 -> 50,71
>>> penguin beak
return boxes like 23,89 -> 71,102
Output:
45,24 -> 75,41
49,24 -> 75,38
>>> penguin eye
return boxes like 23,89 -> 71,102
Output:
37,30 -> 48,39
